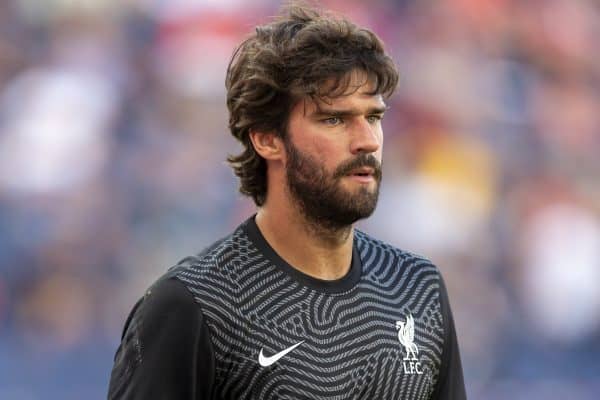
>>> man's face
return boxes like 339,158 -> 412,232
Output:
283,73 -> 386,230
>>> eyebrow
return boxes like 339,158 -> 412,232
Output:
312,105 -> 389,118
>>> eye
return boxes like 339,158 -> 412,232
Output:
367,114 -> 383,124
321,116 -> 343,126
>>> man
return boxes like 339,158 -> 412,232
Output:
108,5 -> 466,400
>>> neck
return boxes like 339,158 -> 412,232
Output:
255,205 -> 354,281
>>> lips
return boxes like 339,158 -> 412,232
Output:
346,166 -> 377,184
348,167 -> 375,177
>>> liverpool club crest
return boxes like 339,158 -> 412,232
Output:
395,313 -> 423,375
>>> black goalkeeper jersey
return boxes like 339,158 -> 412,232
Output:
108,216 -> 466,399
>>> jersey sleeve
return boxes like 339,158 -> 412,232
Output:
107,276 -> 215,400
431,274 -> 467,400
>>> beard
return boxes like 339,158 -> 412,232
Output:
284,139 -> 382,232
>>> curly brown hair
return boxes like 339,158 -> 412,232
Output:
225,5 -> 399,206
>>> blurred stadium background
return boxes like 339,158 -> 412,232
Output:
0,0 -> 599,398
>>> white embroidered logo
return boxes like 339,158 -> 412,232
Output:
258,341 -> 304,367
395,314 -> 423,375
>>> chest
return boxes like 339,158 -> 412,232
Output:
205,288 -> 444,400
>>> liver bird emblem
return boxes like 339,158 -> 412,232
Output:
395,314 -> 419,361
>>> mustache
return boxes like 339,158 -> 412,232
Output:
333,154 -> 382,180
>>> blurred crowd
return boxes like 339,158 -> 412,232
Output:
0,0 -> 599,398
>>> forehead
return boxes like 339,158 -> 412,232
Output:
319,69 -> 378,97
297,71 -> 386,115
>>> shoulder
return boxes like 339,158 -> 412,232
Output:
121,277 -> 200,344
142,277 -> 198,318
111,277 -> 202,375
167,224 -> 254,278
354,229 -> 442,278
160,230 -> 240,290
154,225 -> 257,315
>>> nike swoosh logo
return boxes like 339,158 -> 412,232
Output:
258,341 -> 304,367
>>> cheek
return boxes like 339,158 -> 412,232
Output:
376,131 -> 384,160
308,138 -> 339,165
377,126 -> 384,144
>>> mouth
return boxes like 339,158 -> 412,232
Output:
346,167 -> 376,183
348,167 -> 375,178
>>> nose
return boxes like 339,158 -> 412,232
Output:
349,118 -> 381,155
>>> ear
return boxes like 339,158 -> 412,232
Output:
249,130 -> 285,161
